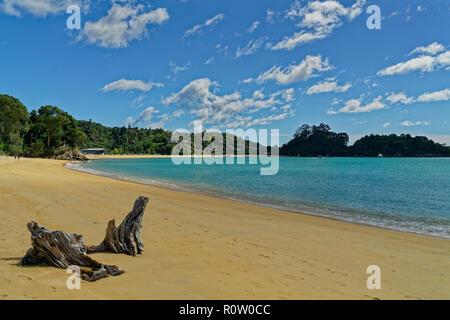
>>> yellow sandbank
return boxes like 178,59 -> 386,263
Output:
0,156 -> 449,299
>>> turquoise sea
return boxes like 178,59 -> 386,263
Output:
70,157 -> 450,239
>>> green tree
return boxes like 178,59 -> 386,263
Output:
0,94 -> 28,154
27,106 -> 84,156
8,131 -> 23,156
29,140 -> 45,157
281,123 -> 350,156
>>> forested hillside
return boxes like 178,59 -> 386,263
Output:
280,123 -> 450,157
78,120 -> 173,155
1,94 -> 449,158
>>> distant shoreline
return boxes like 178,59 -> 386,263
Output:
84,154 -> 450,160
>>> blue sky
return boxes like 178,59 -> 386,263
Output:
0,0 -> 449,145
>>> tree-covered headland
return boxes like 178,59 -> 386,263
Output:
280,123 -> 450,157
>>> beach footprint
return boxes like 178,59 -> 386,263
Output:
17,274 -> 33,281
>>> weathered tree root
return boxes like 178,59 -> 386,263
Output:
20,222 -> 123,281
87,196 -> 149,256
20,196 -> 149,281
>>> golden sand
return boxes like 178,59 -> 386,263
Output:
0,156 -> 449,299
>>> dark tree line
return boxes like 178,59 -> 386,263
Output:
280,123 -> 450,157
0,95 -> 85,157
351,134 -> 450,157
2,94 -> 449,158
79,120 -> 268,156
78,120 -> 173,155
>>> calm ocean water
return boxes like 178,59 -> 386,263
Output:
71,157 -> 450,238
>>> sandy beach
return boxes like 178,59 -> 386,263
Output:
0,156 -> 449,299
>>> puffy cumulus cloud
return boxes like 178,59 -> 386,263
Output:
417,88 -> 450,102
256,55 -> 332,85
327,96 -> 386,114
125,106 -> 159,127
385,92 -> 415,105
163,78 -> 295,128
271,0 -> 365,50
437,51 -> 450,66
184,13 -> 224,37
235,37 -> 267,58
382,122 -> 391,128
0,0 -> 89,17
401,120 -> 430,127
409,42 -> 445,56
306,79 -> 351,94
101,79 -> 163,92
377,43 -> 450,76
81,3 -> 169,48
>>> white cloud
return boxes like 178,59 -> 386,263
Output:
235,37 -> 267,58
81,3 -> 169,48
247,21 -> 260,33
126,106 -> 159,127
377,44 -> 450,76
385,92 -> 415,104
271,31 -> 327,51
0,0 -> 89,17
252,89 -> 265,100
382,122 -> 391,128
281,104 -> 292,111
401,120 -> 430,127
437,51 -> 450,66
163,78 -> 293,127
377,55 -> 436,76
271,0 -> 366,51
327,96 -> 386,114
306,80 -> 351,94
204,57 -> 214,65
151,109 -> 186,129
417,88 -> 450,102
266,9 -> 279,23
184,13 -> 224,37
126,107 -> 185,129
101,79 -> 163,92
282,88 -> 295,102
270,88 -> 296,103
172,110 -> 184,118
170,61 -> 190,74
256,55 -> 332,85
241,78 -> 254,84
410,42 -> 445,56
244,111 -> 294,128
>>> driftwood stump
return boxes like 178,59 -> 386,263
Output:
21,222 -> 123,281
21,196 -> 149,281
88,196 -> 149,256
